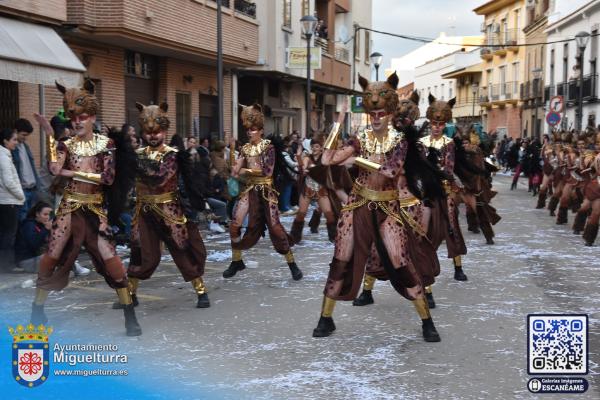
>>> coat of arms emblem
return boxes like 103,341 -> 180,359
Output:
9,323 -> 53,388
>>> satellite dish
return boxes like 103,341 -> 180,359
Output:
338,26 -> 349,43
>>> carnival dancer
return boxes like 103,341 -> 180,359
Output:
547,132 -> 572,217
556,139 -> 586,225
31,80 -> 142,336
572,149 -> 598,236
111,102 -> 210,310
578,150 -> 600,245
290,124 -> 352,244
223,104 -> 303,281
312,73 -> 443,342
353,91 -> 462,310
535,135 -> 555,209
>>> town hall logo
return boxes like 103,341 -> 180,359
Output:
8,324 -> 53,388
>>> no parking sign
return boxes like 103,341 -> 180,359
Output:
546,112 -> 561,126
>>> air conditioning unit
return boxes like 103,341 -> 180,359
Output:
526,0 -> 535,9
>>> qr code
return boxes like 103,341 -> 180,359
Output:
528,315 -> 587,374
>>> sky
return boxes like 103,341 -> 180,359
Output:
372,0 -> 485,71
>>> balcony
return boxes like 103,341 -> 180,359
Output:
315,37 -> 330,56
334,45 -> 350,64
544,84 -> 556,100
566,75 -> 599,102
480,47 -> 493,61
482,29 -> 520,57
234,0 -> 256,18
489,82 -> 519,105
479,87 -> 491,107
521,79 -> 543,101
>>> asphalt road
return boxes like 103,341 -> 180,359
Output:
1,174 -> 598,399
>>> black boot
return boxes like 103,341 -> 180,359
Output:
510,181 -> 517,190
196,293 -> 210,308
308,210 -> 321,233
123,304 -> 142,336
290,220 -> 304,244
31,303 -> 48,325
223,260 -> 246,278
425,292 -> 436,309
583,223 -> 599,246
454,266 -> 468,281
312,316 -> 336,337
466,210 -> 480,233
421,318 -> 441,342
352,290 -> 374,306
548,196 -> 559,216
535,191 -> 547,209
572,211 -> 588,235
556,207 -> 568,225
288,262 -> 303,280
326,223 -> 337,243
112,294 -> 139,309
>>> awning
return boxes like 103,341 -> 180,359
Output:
0,16 -> 85,87
442,63 -> 483,79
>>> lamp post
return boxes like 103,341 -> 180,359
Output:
300,15 -> 318,139
370,51 -> 383,80
575,31 -> 590,133
532,67 -> 543,139
217,0 -> 224,139
471,82 -> 479,122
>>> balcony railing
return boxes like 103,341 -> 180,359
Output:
521,79 -> 543,100
315,37 -> 330,55
546,75 -> 598,104
334,45 -> 349,63
483,29 -> 520,49
487,82 -> 518,101
235,0 -> 256,18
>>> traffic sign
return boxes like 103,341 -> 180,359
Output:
549,96 -> 564,113
546,111 -> 561,126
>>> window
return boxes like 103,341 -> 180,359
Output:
301,0 -> 309,17
499,66 -> 506,95
176,92 -> 191,137
512,62 -> 519,94
125,51 -> 155,78
449,85 -> 453,100
502,18 -> 508,44
282,0 -> 291,28
441,83 -> 445,100
514,9 -> 520,32
364,30 -> 370,63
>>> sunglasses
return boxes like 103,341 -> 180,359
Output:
369,110 -> 388,119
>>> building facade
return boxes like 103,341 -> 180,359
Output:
1,0 -> 260,165
474,0 -> 527,139
414,48 -> 482,122
441,58 -> 484,130
238,0 -> 371,138
521,0 -> 550,139
544,0 -> 599,135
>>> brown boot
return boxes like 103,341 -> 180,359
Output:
308,210 -> 321,233
556,207 -> 568,225
572,211 -> 588,235
548,196 -> 559,216
535,191 -> 547,209
583,223 -> 599,246
290,219 -> 305,244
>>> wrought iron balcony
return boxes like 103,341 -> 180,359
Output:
235,0 -> 256,18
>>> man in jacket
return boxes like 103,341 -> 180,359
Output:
12,118 -> 39,221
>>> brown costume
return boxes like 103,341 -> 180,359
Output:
32,79 -> 141,336
223,104 -> 302,281
119,102 -> 209,309
312,73 -> 441,342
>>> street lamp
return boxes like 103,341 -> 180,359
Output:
370,51 -> 383,80
300,15 -> 318,138
471,82 -> 479,121
575,31 -> 590,133
532,67 -> 543,139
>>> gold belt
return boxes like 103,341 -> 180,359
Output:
342,184 -> 426,237
351,183 -> 398,202
58,190 -> 105,218
245,176 -> 273,186
134,191 -> 186,225
242,176 -> 278,204
137,191 -> 178,204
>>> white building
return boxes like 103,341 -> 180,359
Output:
387,32 -> 483,89
544,0 -> 600,134
414,48 -> 482,118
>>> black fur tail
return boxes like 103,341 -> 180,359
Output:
105,128 -> 136,226
266,134 -> 288,192
402,125 -> 447,202
453,136 -> 488,182
177,150 -> 209,211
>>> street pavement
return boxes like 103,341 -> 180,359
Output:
1,174 -> 599,399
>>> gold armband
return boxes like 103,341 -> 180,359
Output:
229,147 -> 236,167
73,171 -> 102,184
355,157 -> 381,172
47,135 -> 58,163
241,168 -> 263,177
324,122 -> 341,150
